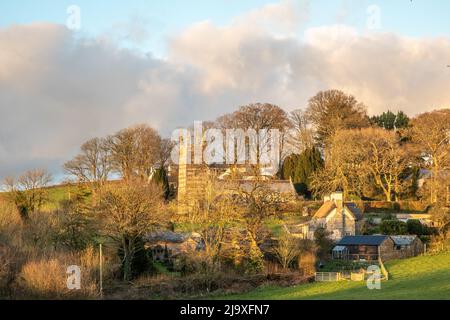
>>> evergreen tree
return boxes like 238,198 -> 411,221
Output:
151,167 -> 170,200
282,147 -> 323,198
370,110 -> 410,130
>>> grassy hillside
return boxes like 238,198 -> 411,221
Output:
218,251 -> 450,300
42,184 -> 79,211
0,184 -> 87,212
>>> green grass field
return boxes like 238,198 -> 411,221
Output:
0,184 -> 84,212
218,251 -> 450,300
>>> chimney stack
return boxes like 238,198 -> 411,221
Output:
330,192 -> 344,210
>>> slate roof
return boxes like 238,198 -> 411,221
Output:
313,201 -> 363,220
345,203 -> 363,219
313,201 -> 336,218
337,235 -> 389,246
390,235 -> 418,246
145,231 -> 201,244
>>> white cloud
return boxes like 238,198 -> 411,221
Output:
0,1 -> 449,180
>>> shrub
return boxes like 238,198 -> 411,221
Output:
298,251 -> 316,276
52,194 -> 97,251
0,245 -> 24,298
243,238 -> 264,275
379,220 -> 408,235
17,249 -> 100,299
272,231 -> 301,270
407,220 -> 425,235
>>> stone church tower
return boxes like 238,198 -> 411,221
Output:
177,133 -> 209,212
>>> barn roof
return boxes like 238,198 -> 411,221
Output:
337,235 -> 389,246
390,235 -> 418,246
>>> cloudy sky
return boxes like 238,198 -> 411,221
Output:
0,0 -> 449,181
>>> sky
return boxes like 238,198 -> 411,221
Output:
0,0 -> 449,181
2,1 -> 450,55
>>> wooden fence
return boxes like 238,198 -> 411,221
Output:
378,258 -> 389,281
315,272 -> 341,282
315,271 -> 375,282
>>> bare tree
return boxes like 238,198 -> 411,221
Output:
3,169 -> 52,221
288,109 -> 314,153
310,129 -> 368,199
64,137 -> 111,188
180,175 -> 238,273
310,128 -> 408,201
109,124 -> 162,181
362,128 -> 409,202
306,90 -> 369,147
216,103 -> 292,174
99,180 -> 167,281
159,138 -> 175,167
235,181 -> 279,244
272,230 -> 301,270
429,204 -> 450,252
410,109 -> 450,203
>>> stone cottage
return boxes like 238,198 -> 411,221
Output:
297,192 -> 363,241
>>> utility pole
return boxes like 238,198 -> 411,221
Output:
99,243 -> 103,299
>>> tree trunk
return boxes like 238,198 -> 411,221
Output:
386,185 -> 392,202
122,236 -> 135,282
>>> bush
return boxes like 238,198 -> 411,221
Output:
379,220 -> 408,235
17,249 -> 100,299
243,238 -> 264,274
272,231 -> 301,270
52,195 -> 97,251
0,245 -> 24,298
407,220 -> 425,235
364,226 -> 381,235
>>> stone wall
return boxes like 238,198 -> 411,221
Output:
381,237 -> 424,261
177,164 -> 210,212
379,237 -> 424,261
325,209 -> 356,240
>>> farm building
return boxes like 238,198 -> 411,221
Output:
333,235 -> 424,262
390,235 -> 425,259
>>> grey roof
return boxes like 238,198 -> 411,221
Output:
390,235 -> 417,246
333,246 -> 348,252
337,235 -> 389,246
145,231 -> 201,244
345,203 -> 363,219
